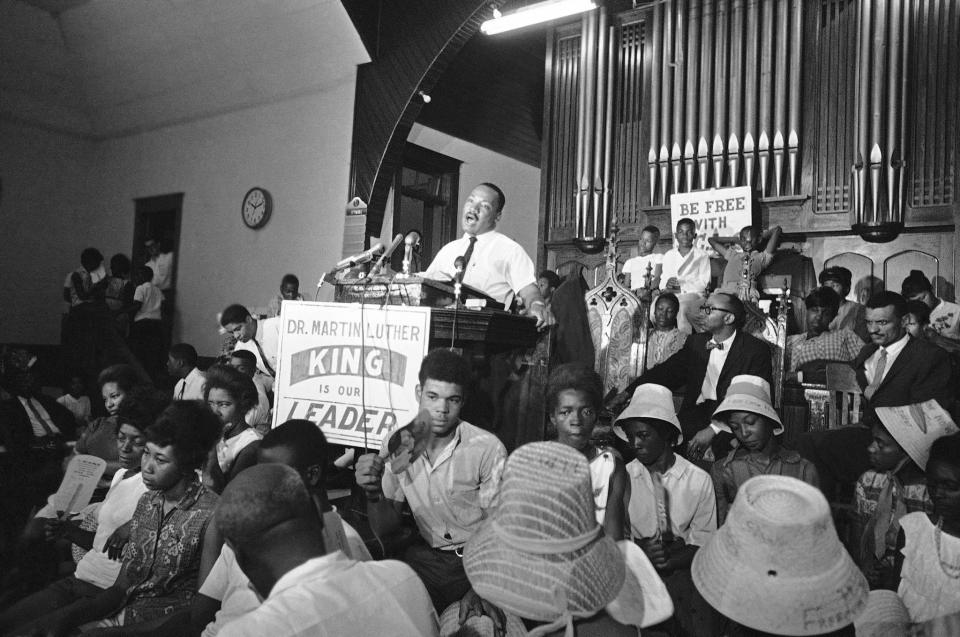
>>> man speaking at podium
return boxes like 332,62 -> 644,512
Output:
424,182 -> 554,329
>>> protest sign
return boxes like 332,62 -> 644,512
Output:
273,302 -> 431,450
54,454 -> 107,514
670,186 -> 753,252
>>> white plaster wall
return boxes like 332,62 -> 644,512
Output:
1,79 -> 357,354
403,124 -> 542,258
0,121 -> 97,344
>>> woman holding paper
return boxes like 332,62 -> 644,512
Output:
0,388 -> 166,635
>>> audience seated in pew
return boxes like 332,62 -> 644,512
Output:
546,363 -> 629,541
453,441 -> 673,636
820,266 -> 870,342
785,286 -> 865,381
214,464 -> 438,637
227,349 -> 271,434
710,375 -> 819,525
901,270 -> 960,345
219,304 -> 279,393
894,432 -> 960,622
797,292 -> 955,502
692,475 -> 868,636
851,400 -> 956,591
0,388 -> 166,634
118,419 -> 371,637
168,343 -> 206,401
613,384 -> 720,637
68,364 -> 147,491
617,291 -> 773,461
646,293 -> 689,369
4,401 -> 220,636
355,348 -> 508,621
203,365 -> 262,493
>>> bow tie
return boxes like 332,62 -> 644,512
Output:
706,341 -> 724,351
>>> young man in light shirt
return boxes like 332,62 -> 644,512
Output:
168,343 -> 206,401
660,218 -> 711,332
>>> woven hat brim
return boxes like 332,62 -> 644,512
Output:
713,395 -> 784,435
691,529 -> 867,635
464,519 -> 625,622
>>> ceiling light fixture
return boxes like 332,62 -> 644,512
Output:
480,0 -> 597,35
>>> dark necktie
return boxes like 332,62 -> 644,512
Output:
25,398 -> 60,437
461,236 -> 478,271
706,340 -> 724,351
177,381 -> 185,400
253,338 -> 276,376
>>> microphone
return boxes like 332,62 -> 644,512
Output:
454,256 -> 466,284
331,243 -> 386,272
405,230 -> 422,249
372,234 -> 404,274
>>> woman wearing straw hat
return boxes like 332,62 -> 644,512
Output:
691,475 -> 868,636
613,384 -> 719,636
710,375 -> 819,524
546,363 -> 629,541
458,441 -> 674,637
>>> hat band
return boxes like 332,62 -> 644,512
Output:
491,519 -> 602,555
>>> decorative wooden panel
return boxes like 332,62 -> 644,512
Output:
883,250 -> 939,296
809,0 -> 857,214
907,0 -> 959,210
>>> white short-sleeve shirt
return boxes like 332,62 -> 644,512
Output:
425,231 -> 536,304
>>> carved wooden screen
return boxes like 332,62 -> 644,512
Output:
809,0 -> 857,215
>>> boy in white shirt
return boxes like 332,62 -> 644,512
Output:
660,218 -> 711,332
621,225 -> 664,293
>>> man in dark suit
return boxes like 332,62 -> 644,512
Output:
0,349 -> 77,546
621,292 -> 773,458
797,291 -> 955,499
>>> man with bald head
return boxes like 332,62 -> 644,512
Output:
620,291 -> 773,459
215,464 -> 438,637
424,182 -> 553,329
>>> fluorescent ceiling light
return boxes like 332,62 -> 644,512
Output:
480,0 -> 598,35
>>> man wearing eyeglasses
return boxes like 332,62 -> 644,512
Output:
620,292 -> 772,459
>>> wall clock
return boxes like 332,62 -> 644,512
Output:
241,187 -> 272,229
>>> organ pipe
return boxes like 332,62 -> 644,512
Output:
646,0 -> 807,204
851,0 -> 910,242
574,6 -> 616,253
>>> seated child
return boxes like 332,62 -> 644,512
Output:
536,269 -> 561,308
709,224 -> 781,300
203,365 -> 262,492
710,375 -> 819,524
228,349 -> 271,433
265,273 -> 304,318
660,218 -> 711,332
7,401 -> 221,635
614,383 -> 718,636
546,363 -> 629,540
853,414 -> 941,589
0,389 -> 164,635
622,225 -> 663,292
57,372 -> 91,427
896,432 -> 960,622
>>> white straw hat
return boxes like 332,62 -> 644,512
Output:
691,475 -> 867,635
463,442 -> 625,635
874,401 -> 960,470
613,384 -> 683,445
853,590 -> 910,637
712,374 -> 784,434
